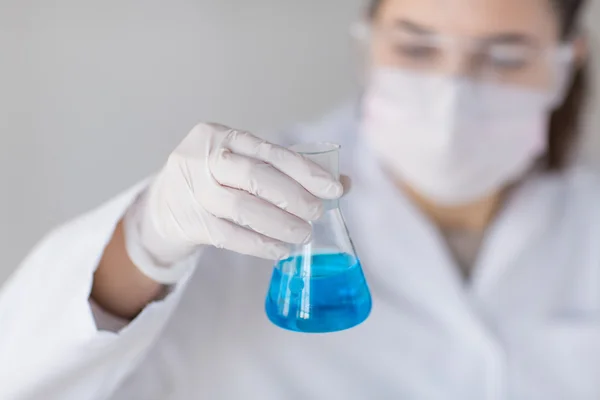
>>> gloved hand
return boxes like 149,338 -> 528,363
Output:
124,122 -> 344,283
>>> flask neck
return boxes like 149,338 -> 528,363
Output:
289,142 -> 341,212
323,199 -> 340,212
288,142 -> 340,180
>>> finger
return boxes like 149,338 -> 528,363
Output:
210,149 -> 324,221
223,130 -> 343,200
202,215 -> 290,260
340,174 -> 352,196
201,185 -> 313,245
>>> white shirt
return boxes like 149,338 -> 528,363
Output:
2,105 -> 600,400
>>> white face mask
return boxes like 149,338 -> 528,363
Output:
360,67 -> 570,206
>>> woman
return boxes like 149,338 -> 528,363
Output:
1,0 -> 596,398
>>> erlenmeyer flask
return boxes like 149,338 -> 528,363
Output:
265,142 -> 372,333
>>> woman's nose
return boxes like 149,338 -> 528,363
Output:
442,51 -> 477,78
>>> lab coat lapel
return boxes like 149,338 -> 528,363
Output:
471,173 -> 563,297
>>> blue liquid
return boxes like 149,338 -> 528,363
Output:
265,252 -> 372,333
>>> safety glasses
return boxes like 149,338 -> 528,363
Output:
352,22 -> 575,98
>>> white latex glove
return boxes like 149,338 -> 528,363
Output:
124,122 -> 344,283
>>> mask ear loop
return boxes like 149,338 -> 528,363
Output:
548,43 -> 576,109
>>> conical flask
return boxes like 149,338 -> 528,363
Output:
265,142 -> 372,333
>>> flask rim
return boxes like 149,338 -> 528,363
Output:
288,142 -> 340,156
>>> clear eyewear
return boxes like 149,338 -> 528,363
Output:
352,22 -> 574,91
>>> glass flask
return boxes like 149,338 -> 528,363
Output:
265,142 -> 372,333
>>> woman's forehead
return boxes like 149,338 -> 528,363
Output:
375,0 -> 559,41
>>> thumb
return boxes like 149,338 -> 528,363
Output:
340,174 -> 352,197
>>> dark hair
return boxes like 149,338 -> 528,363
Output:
368,0 -> 588,170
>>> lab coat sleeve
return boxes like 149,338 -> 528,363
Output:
0,180 -> 197,400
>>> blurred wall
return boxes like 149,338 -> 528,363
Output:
1,0 -> 600,284
0,0 -> 364,283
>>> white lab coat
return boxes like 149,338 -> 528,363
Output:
2,104 -> 600,400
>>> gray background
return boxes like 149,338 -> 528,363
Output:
1,0 -> 599,284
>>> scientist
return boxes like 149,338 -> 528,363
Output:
1,0 -> 597,398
